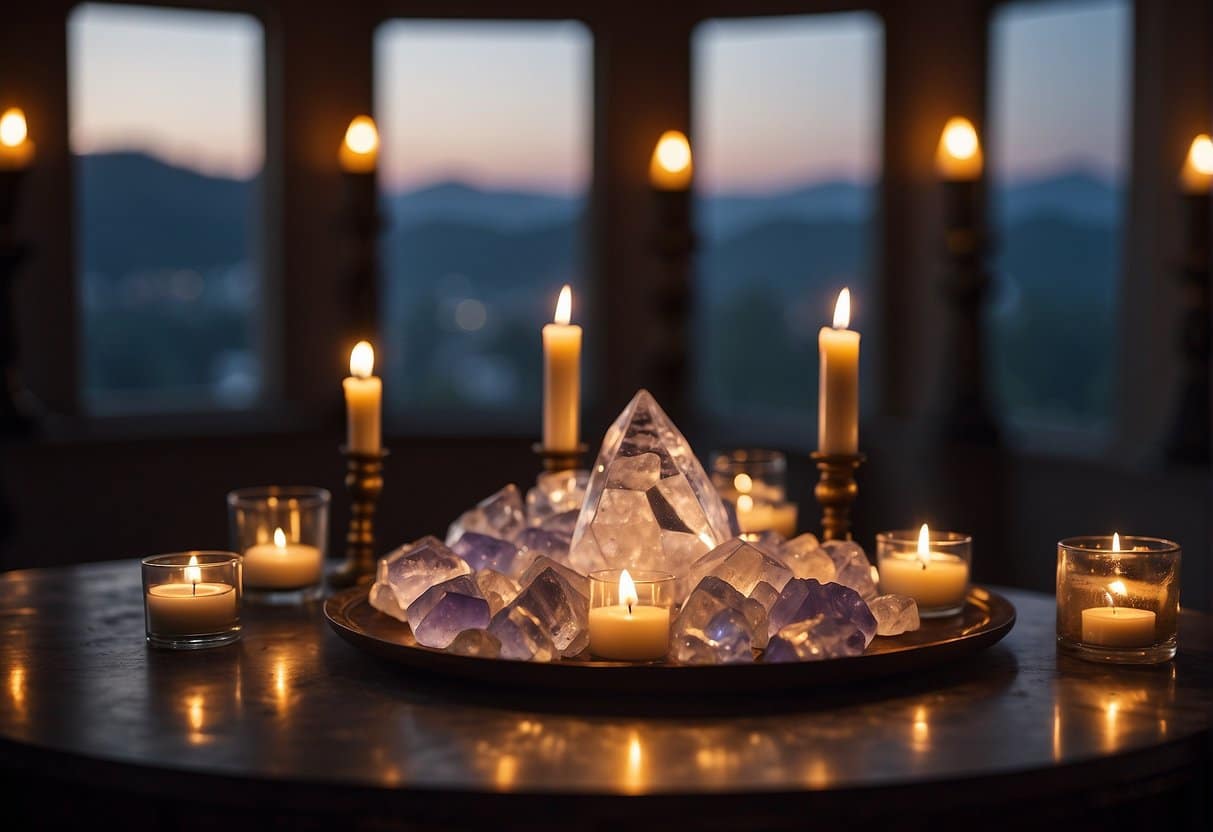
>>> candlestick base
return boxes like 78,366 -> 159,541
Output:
809,452 -> 865,542
531,443 -> 588,473
330,447 -> 389,589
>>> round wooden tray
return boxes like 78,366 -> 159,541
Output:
325,585 -> 1016,696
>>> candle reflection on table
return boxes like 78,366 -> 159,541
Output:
621,730 -> 647,794
911,705 -> 930,754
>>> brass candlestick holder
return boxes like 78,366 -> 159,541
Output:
330,446 -> 389,588
531,443 -> 588,473
809,452 -> 865,542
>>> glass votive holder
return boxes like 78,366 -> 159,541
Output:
588,569 -> 674,662
710,449 -> 797,537
1056,536 -> 1180,665
142,552 -> 242,650
876,529 -> 972,618
227,486 -> 330,604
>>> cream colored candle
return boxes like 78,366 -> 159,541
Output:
735,495 -> 798,538
243,527 -> 323,589
146,558 -> 238,637
879,525 -> 969,609
1081,605 -> 1155,647
935,116 -> 982,181
649,130 -> 693,191
0,109 -> 34,170
343,340 -> 382,453
589,570 -> 670,661
339,115 -> 379,174
542,285 -> 582,451
1180,134 -> 1213,194
818,288 -> 860,454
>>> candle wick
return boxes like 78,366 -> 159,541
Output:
193,581 -> 197,596
627,601 -> 633,616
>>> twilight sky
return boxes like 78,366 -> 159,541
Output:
67,1 -> 1129,192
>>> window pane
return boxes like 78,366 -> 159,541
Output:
693,14 -> 883,444
375,21 -> 591,430
69,3 -> 265,412
989,0 -> 1130,432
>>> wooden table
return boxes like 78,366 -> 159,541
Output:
1,561 -> 1210,830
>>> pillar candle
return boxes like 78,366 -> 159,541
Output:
818,288 -> 860,454
344,340 -> 381,453
542,285 -> 581,451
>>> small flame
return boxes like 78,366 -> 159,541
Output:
832,288 -> 851,329
653,130 -> 692,175
274,527 -> 287,549
917,524 -> 931,568
343,115 -> 379,156
554,285 -> 572,325
0,108 -> 28,147
184,554 -> 202,585
350,340 -> 375,378
941,117 -> 979,161
733,473 -> 753,494
736,494 -> 754,513
620,569 -> 639,614
1112,532 -> 1121,553
1188,134 -> 1213,176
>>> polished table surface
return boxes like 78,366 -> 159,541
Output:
1,561 -> 1210,827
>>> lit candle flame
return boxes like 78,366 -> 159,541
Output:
1182,134 -> 1213,192
620,569 -> 638,615
832,288 -> 851,329
1112,532 -> 1121,552
350,340 -> 375,378
917,523 -> 931,569
274,527 -> 287,549
733,473 -> 753,494
941,117 -> 979,161
184,554 -> 202,587
554,284 -> 572,326
649,130 -> 693,189
343,115 -> 379,156
0,108 -> 28,147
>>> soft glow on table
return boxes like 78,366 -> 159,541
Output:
344,340 -> 382,453
588,569 -> 671,661
243,527 -> 323,590
878,524 -> 970,612
0,108 -> 34,169
818,288 -> 860,454
339,115 -> 379,173
541,285 -> 582,451
935,116 -> 982,181
1180,133 -> 1213,193
649,129 -> 693,191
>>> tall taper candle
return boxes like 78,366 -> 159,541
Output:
542,285 -> 582,451
818,288 -> 860,454
343,340 -> 381,453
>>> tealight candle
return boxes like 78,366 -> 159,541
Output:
735,495 -> 798,538
877,525 -> 972,617
243,527 -> 323,590
142,552 -> 242,649
589,569 -> 673,661
227,486 -> 330,603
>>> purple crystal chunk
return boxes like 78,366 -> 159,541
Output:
370,536 -> 471,620
452,532 -> 519,574
822,540 -> 877,599
447,484 -> 525,545
489,604 -> 557,662
765,615 -> 867,662
673,576 -> 767,654
405,575 -> 490,649
767,579 -> 877,645
445,629 -> 502,658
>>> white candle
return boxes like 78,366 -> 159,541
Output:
343,340 -> 382,453
242,527 -> 323,589
935,116 -> 983,181
818,288 -> 860,454
1081,606 -> 1155,647
542,285 -> 582,451
0,108 -> 34,170
1180,134 -> 1213,194
735,495 -> 798,538
879,525 -> 969,609
146,558 -> 238,636
589,570 -> 670,661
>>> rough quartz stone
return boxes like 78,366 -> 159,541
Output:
370,536 -> 472,621
538,509 -> 579,539
512,567 -> 590,656
475,569 -> 521,615
514,528 -> 572,575
452,532 -> 519,574
446,484 -> 525,545
526,469 -> 588,525
778,534 -> 837,583
670,607 -> 755,665
488,605 -> 557,662
569,390 -> 732,581
749,581 -> 780,613
673,576 -> 768,654
767,578 -> 878,645
867,594 -> 921,637
518,555 -> 589,599
765,615 -> 867,662
445,629 -> 502,659
749,531 -> 787,559
822,540 -> 878,599
684,538 -> 793,600
405,575 -> 491,649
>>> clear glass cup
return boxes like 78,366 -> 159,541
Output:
1056,536 -> 1180,664
588,569 -> 674,661
227,486 -> 330,604
876,530 -> 972,618
142,552 -> 242,650
710,449 -> 797,537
